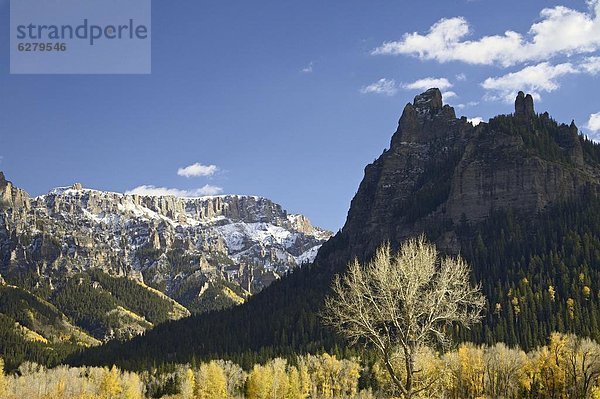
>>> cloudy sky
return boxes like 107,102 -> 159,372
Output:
1,0 -> 599,230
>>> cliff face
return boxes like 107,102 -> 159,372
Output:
317,89 -> 600,266
67,89 -> 600,368
0,180 -> 331,312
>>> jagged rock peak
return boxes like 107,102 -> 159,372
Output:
570,120 -> 578,131
413,88 -> 443,111
515,91 -> 535,120
0,172 -> 6,186
391,88 -> 459,147
48,183 -> 84,195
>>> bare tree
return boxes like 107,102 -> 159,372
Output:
322,236 -> 485,398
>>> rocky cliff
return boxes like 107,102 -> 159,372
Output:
0,178 -> 331,341
66,88 -> 600,369
318,89 -> 600,265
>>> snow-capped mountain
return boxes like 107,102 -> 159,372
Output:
0,174 -> 332,317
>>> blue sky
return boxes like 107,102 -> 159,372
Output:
1,0 -> 599,231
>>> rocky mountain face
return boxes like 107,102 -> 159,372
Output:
0,177 -> 331,342
68,89 -> 600,369
318,89 -> 600,266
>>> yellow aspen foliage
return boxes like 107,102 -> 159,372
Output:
270,358 -> 289,398
567,298 -> 576,319
179,367 -> 195,399
534,333 -> 568,397
0,358 -> 6,398
583,285 -> 591,298
286,366 -> 303,399
121,372 -> 143,399
548,285 -> 556,301
413,347 -> 445,397
246,364 -> 273,399
195,361 -> 227,399
444,343 -> 485,398
55,378 -> 66,398
494,302 -> 502,314
99,366 -> 122,399
511,296 -> 521,315
73,394 -> 99,399
301,353 -> 360,399
297,359 -> 311,399
483,343 -> 527,398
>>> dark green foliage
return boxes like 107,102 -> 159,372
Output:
0,311 -> 81,371
400,144 -> 463,224
456,191 -> 600,350
0,269 -> 185,368
69,190 -> 600,370
49,271 -> 180,338
0,313 -> 53,371
488,113 -> 573,163
0,285 -> 64,331
176,279 -> 245,314
67,260 -> 339,370
51,275 -> 121,337
87,270 -> 173,324
582,135 -> 600,165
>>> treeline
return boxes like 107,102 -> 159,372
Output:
50,271 -> 180,338
1,353 -> 365,399
0,313 -> 79,372
6,333 -> 600,398
0,269 -> 189,370
458,190 -> 600,350
73,191 -> 600,370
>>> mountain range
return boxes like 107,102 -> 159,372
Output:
3,88 -> 600,371
68,88 -> 600,370
0,177 -> 330,368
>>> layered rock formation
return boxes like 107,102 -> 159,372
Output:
66,88 -> 600,368
318,88 -> 600,264
0,179 -> 331,312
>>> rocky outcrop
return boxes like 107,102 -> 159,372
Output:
0,178 -> 332,307
324,88 -> 474,260
445,95 -> 595,224
316,89 -> 600,265
0,172 -> 30,212
514,91 -> 535,121
391,88 -> 460,146
445,131 -> 593,223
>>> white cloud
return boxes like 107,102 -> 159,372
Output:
301,62 -> 314,73
581,56 -> 600,74
456,101 -> 479,109
177,162 -> 218,178
442,91 -> 457,99
588,112 -> 600,132
372,1 -> 600,67
360,78 -> 398,96
467,117 -> 484,126
481,62 -> 579,102
402,77 -> 453,91
126,184 -> 223,197
456,73 -> 467,81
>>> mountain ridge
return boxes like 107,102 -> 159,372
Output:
67,88 -> 600,370
317,88 -> 599,266
0,177 -> 331,367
